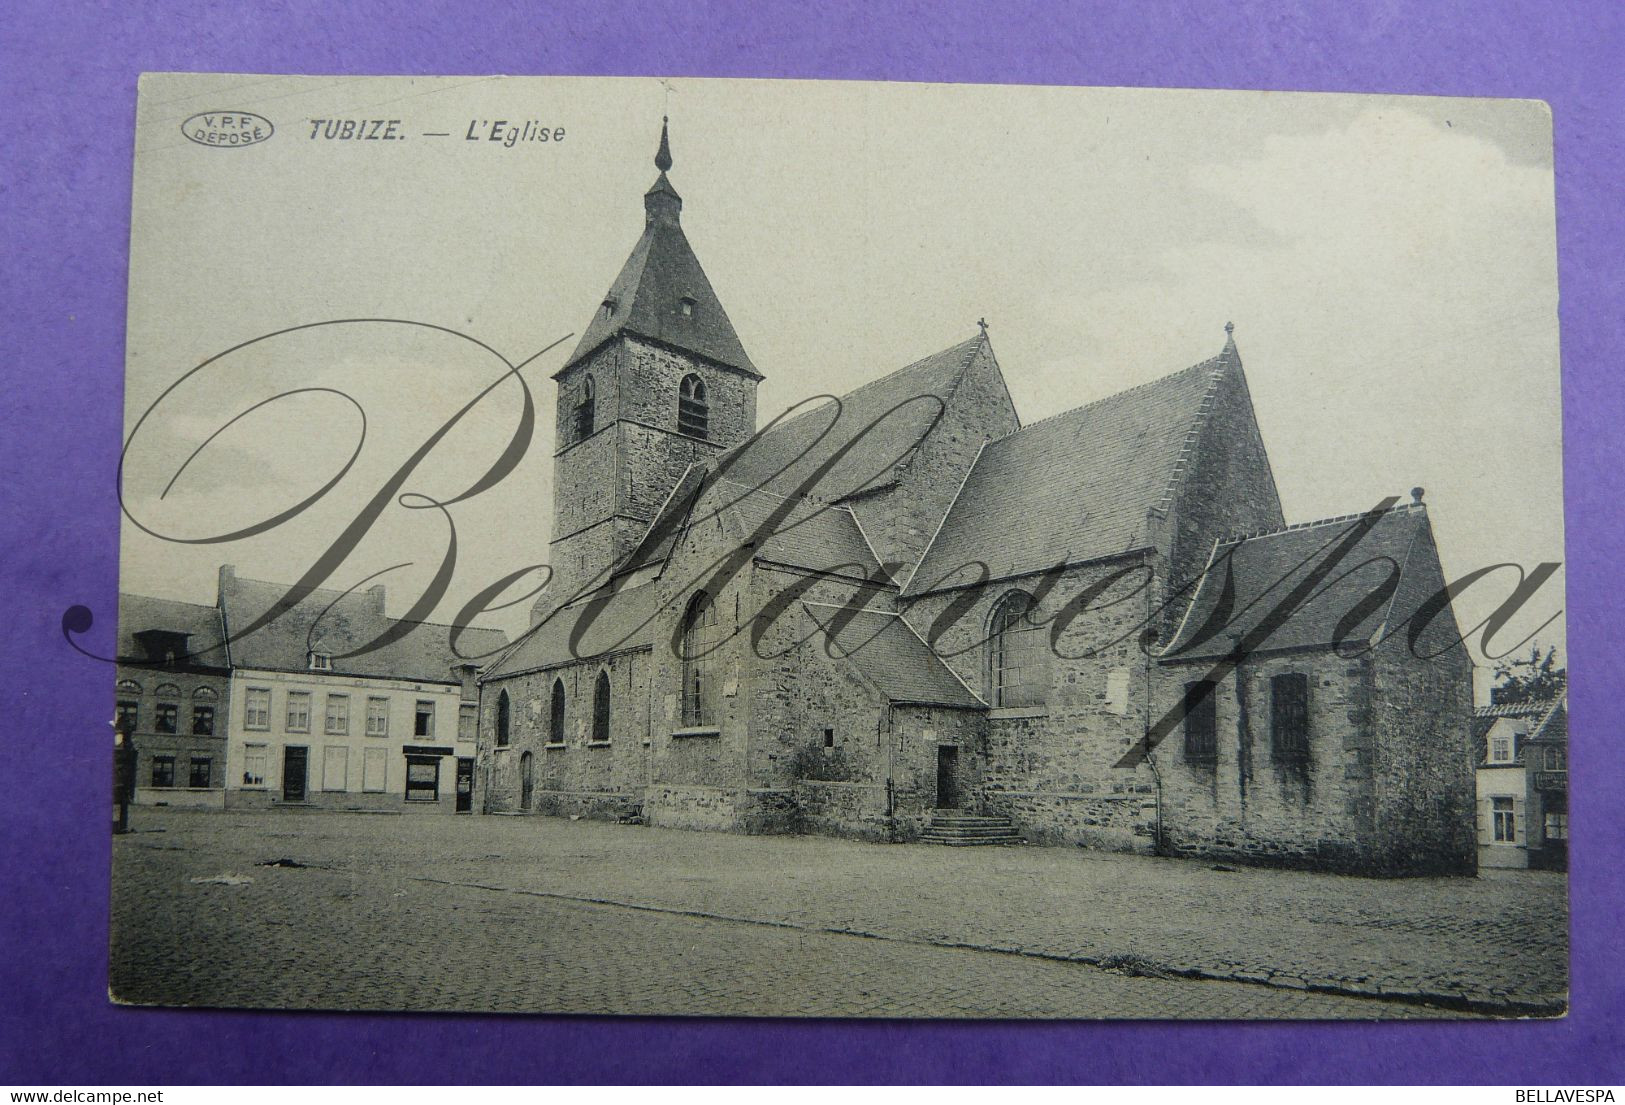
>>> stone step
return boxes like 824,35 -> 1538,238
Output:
920,812 -> 1023,846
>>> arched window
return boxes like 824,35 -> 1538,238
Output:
519,751 -> 534,811
495,689 -> 511,747
154,683 -> 181,699
678,373 -> 709,439
192,686 -> 217,701
116,679 -> 142,695
549,678 -> 567,744
680,591 -> 719,727
989,590 -> 1049,708
575,374 -> 596,441
592,670 -> 612,743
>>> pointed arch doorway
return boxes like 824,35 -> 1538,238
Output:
519,750 -> 535,811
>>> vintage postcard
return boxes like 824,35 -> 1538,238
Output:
105,74 -> 1566,1018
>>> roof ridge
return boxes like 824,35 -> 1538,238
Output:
991,354 -> 1223,444
1219,501 -> 1425,545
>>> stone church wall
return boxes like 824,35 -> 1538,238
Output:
478,649 -> 650,820
902,555 -> 1163,851
1155,652 -> 1380,872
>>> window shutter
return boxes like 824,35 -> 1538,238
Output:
1512,798 -> 1527,846
1476,799 -> 1490,843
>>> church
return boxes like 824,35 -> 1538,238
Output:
473,122 -> 1478,876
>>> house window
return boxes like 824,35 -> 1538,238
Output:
592,671 -> 611,743
575,374 -> 596,441
242,744 -> 268,787
188,757 -> 212,789
191,706 -> 215,735
324,694 -> 349,735
1269,673 -> 1310,763
680,591 -> 719,727
1490,735 -> 1513,763
286,691 -> 311,733
365,696 -> 389,737
1182,681 -> 1218,762
405,755 -> 440,801
549,679 -> 567,744
362,747 -> 387,793
678,373 -> 709,439
823,727 -> 835,749
309,651 -> 332,671
1544,810 -> 1569,840
459,701 -> 477,742
1492,796 -> 1517,843
244,688 -> 271,730
989,591 -> 1048,708
495,689 -> 511,747
322,745 -> 349,792
415,700 -> 435,738
1544,746 -> 1566,770
154,702 -> 178,735
115,700 -> 139,735
150,755 -> 176,788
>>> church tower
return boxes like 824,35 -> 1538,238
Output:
545,120 -> 762,612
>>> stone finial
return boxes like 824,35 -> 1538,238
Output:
655,116 -> 673,172
1411,486 -> 1425,505
1224,321 -> 1235,337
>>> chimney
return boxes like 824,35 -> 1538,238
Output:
367,584 -> 387,614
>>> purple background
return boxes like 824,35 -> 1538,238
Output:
2,0 -> 1620,1085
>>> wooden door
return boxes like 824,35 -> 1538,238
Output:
936,746 -> 959,809
282,746 -> 307,802
455,757 -> 474,813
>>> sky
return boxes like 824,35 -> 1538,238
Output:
119,75 -> 1564,688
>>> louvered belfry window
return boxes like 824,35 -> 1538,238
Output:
678,373 -> 709,439
575,374 -> 596,441
1270,672 -> 1310,763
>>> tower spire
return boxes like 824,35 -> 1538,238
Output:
645,116 -> 682,226
655,115 -> 673,172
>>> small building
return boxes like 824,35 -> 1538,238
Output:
115,594 -> 232,808
217,566 -> 506,814
1475,696 -> 1568,870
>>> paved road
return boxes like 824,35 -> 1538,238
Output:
109,809 -> 1565,1018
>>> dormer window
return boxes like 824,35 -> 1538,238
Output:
601,298 -> 617,319
679,296 -> 696,318
678,373 -> 709,439
309,651 -> 333,671
575,374 -> 596,441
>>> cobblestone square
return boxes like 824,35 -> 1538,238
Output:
109,809 -> 1567,1019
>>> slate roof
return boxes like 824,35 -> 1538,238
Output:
561,173 -> 758,377
621,334 -> 987,577
805,604 -> 985,708
1159,503 -> 1433,661
117,593 -> 230,669
719,334 -> 987,502
484,581 -> 668,680
219,574 -> 507,684
905,349 -> 1231,594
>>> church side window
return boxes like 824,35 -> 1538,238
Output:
575,374 -> 596,441
1182,681 -> 1217,763
989,591 -> 1048,708
592,670 -> 611,743
1270,672 -> 1310,763
678,374 -> 709,439
681,591 -> 720,727
495,689 -> 511,747
549,679 -> 567,745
